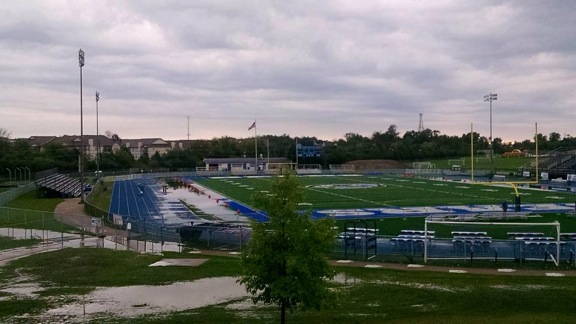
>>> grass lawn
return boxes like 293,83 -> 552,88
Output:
0,191 -> 76,232
0,236 -> 40,251
85,180 -> 113,212
1,249 -> 241,288
1,248 -> 576,322
4,191 -> 63,211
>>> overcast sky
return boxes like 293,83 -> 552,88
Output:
1,1 -> 574,142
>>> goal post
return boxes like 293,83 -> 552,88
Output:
296,164 -> 322,174
449,158 -> 465,166
412,161 -> 434,169
423,218 -> 561,265
265,162 -> 295,174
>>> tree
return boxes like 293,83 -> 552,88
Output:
137,151 -> 150,168
114,146 -> 135,169
238,170 -> 337,323
0,128 -> 11,156
549,132 -> 561,143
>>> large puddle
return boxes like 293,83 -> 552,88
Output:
44,276 -> 249,319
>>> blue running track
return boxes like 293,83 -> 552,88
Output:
109,178 -> 199,240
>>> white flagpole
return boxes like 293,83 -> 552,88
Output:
254,120 -> 258,172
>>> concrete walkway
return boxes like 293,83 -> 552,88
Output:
54,197 -> 126,237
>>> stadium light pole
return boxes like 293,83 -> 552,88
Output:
96,91 -> 100,178
79,49 -> 85,203
484,92 -> 497,175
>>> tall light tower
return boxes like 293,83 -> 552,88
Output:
79,49 -> 85,203
484,92 -> 497,175
96,91 -> 100,177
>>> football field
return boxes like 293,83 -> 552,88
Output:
192,174 -> 576,219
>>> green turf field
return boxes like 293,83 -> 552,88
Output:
193,174 -> 576,210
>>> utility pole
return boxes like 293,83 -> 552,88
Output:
484,92 -> 498,176
96,91 -> 100,178
79,49 -> 85,203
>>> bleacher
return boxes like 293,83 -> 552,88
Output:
35,173 -> 82,197
451,231 -> 492,253
537,148 -> 576,176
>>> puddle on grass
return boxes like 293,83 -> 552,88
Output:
0,283 -> 43,302
332,273 -> 362,285
43,277 -> 249,319
491,284 -> 549,291
0,283 -> 42,297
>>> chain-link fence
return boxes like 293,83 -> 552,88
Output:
0,206 -> 71,232
332,233 -> 576,267
0,207 -> 185,254
0,182 -> 36,206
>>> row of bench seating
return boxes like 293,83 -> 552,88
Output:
35,173 -> 81,197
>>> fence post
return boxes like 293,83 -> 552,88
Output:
126,223 -> 131,251
494,248 -> 498,263
239,225 -> 243,251
61,214 -> 64,248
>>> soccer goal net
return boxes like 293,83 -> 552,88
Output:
423,218 -> 565,266
448,158 -> 465,166
329,164 -> 356,172
265,163 -> 295,174
296,164 -> 322,174
412,162 -> 435,169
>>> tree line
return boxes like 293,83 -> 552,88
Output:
1,126 -> 575,174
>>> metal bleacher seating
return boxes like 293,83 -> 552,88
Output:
35,173 -> 81,197
451,231 -> 492,253
560,233 -> 576,241
391,229 -> 436,252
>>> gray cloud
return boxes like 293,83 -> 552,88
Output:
1,0 -> 575,142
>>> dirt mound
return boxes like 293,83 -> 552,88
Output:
344,159 -> 407,170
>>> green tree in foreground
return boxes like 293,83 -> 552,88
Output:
238,170 -> 337,324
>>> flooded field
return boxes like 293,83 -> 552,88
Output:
41,277 -> 250,320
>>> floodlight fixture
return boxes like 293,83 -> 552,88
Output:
79,49 -> 85,67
